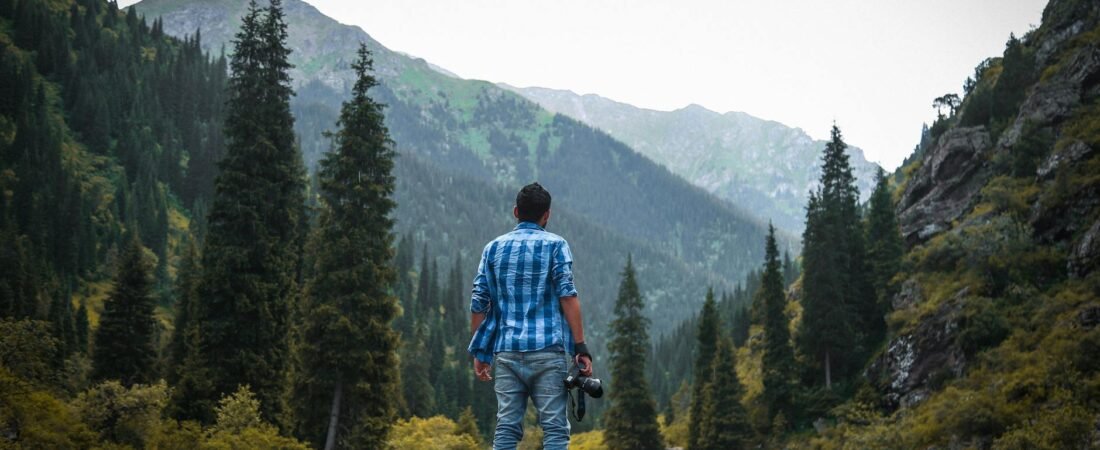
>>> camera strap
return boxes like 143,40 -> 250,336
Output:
568,388 -> 587,421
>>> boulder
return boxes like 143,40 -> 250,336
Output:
1069,219 -> 1100,277
897,127 -> 992,246
1037,140 -> 1095,180
892,278 -> 923,310
867,289 -> 968,410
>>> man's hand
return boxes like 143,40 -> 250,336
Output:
474,359 -> 493,381
575,354 -> 593,377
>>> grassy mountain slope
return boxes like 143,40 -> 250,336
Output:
795,0 -> 1100,446
131,0 -> 789,335
503,85 -> 881,233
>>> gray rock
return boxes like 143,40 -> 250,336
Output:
892,278 -> 923,310
897,127 -> 992,245
867,288 -> 968,410
1038,140 -> 1095,180
1069,219 -> 1100,277
1035,20 -> 1085,66
1078,303 -> 1100,328
1031,184 -> 1100,243
998,81 -> 1079,149
999,44 -> 1100,150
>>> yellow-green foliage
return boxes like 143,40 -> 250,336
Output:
570,430 -> 609,450
387,415 -> 480,450
797,273 -> 1099,449
73,280 -> 112,327
72,380 -> 169,448
976,176 -> 1039,219
659,383 -> 692,448
1058,100 -> 1100,149
0,367 -> 98,448
0,375 -> 307,449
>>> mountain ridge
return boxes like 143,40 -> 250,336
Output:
502,84 -> 882,233
130,0 -> 783,336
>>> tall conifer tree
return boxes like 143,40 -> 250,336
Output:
180,0 -> 306,422
697,337 -> 751,450
604,256 -> 664,450
92,237 -> 156,386
865,168 -> 903,324
797,125 -> 871,389
688,288 -> 719,450
288,43 -> 399,449
759,224 -> 795,426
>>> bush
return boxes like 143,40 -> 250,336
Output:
387,415 -> 480,450
72,380 -> 170,448
0,367 -> 97,448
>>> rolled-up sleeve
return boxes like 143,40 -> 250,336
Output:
551,240 -> 578,298
470,243 -> 493,313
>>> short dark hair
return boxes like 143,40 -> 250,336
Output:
516,182 -> 551,223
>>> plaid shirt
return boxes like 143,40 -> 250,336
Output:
467,221 -> 579,363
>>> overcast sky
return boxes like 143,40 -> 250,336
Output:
129,0 -> 1048,169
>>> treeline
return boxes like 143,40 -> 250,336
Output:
0,0 -> 490,447
636,126 -> 904,448
0,0 -> 226,319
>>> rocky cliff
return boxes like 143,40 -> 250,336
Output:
840,1 -> 1100,447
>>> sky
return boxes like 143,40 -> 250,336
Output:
125,0 -> 1049,169
303,0 -> 1048,169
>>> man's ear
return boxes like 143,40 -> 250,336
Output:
513,206 -> 520,220
541,209 -> 551,225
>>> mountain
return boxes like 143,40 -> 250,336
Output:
501,86 -> 882,233
129,0 -> 788,336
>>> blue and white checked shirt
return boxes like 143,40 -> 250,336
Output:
467,221 -> 579,363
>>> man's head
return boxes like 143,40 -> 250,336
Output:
514,182 -> 551,227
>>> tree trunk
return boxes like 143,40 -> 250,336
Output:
824,350 -> 832,390
324,380 -> 343,450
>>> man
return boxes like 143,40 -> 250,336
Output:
468,182 -> 593,450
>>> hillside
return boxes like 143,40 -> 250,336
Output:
799,0 -> 1100,446
503,85 -> 881,233
131,0 -> 787,334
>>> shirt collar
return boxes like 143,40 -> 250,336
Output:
514,221 -> 545,231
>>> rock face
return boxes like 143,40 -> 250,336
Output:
1037,140 -> 1095,180
867,289 -> 968,410
1000,43 -> 1100,150
1070,219 -> 1100,276
896,127 -> 992,246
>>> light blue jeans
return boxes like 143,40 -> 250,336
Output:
493,350 -> 571,450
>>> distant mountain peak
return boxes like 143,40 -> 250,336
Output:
508,84 -> 880,233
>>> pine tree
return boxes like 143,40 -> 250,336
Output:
865,168 -> 903,325
92,237 -> 156,386
731,304 -> 751,348
797,125 -> 871,389
401,324 -> 436,418
697,337 -> 751,450
687,288 -> 719,450
287,43 -> 399,450
604,256 -> 664,450
75,299 -> 89,354
167,239 -> 200,383
181,0 -> 306,422
454,406 -> 482,447
759,224 -> 795,426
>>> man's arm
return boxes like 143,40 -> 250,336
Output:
559,296 -> 585,344
560,295 -> 593,377
471,312 -> 492,381
469,244 -> 495,381
471,312 -> 486,335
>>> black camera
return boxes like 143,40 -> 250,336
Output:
564,361 -> 603,421
564,372 -> 603,398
